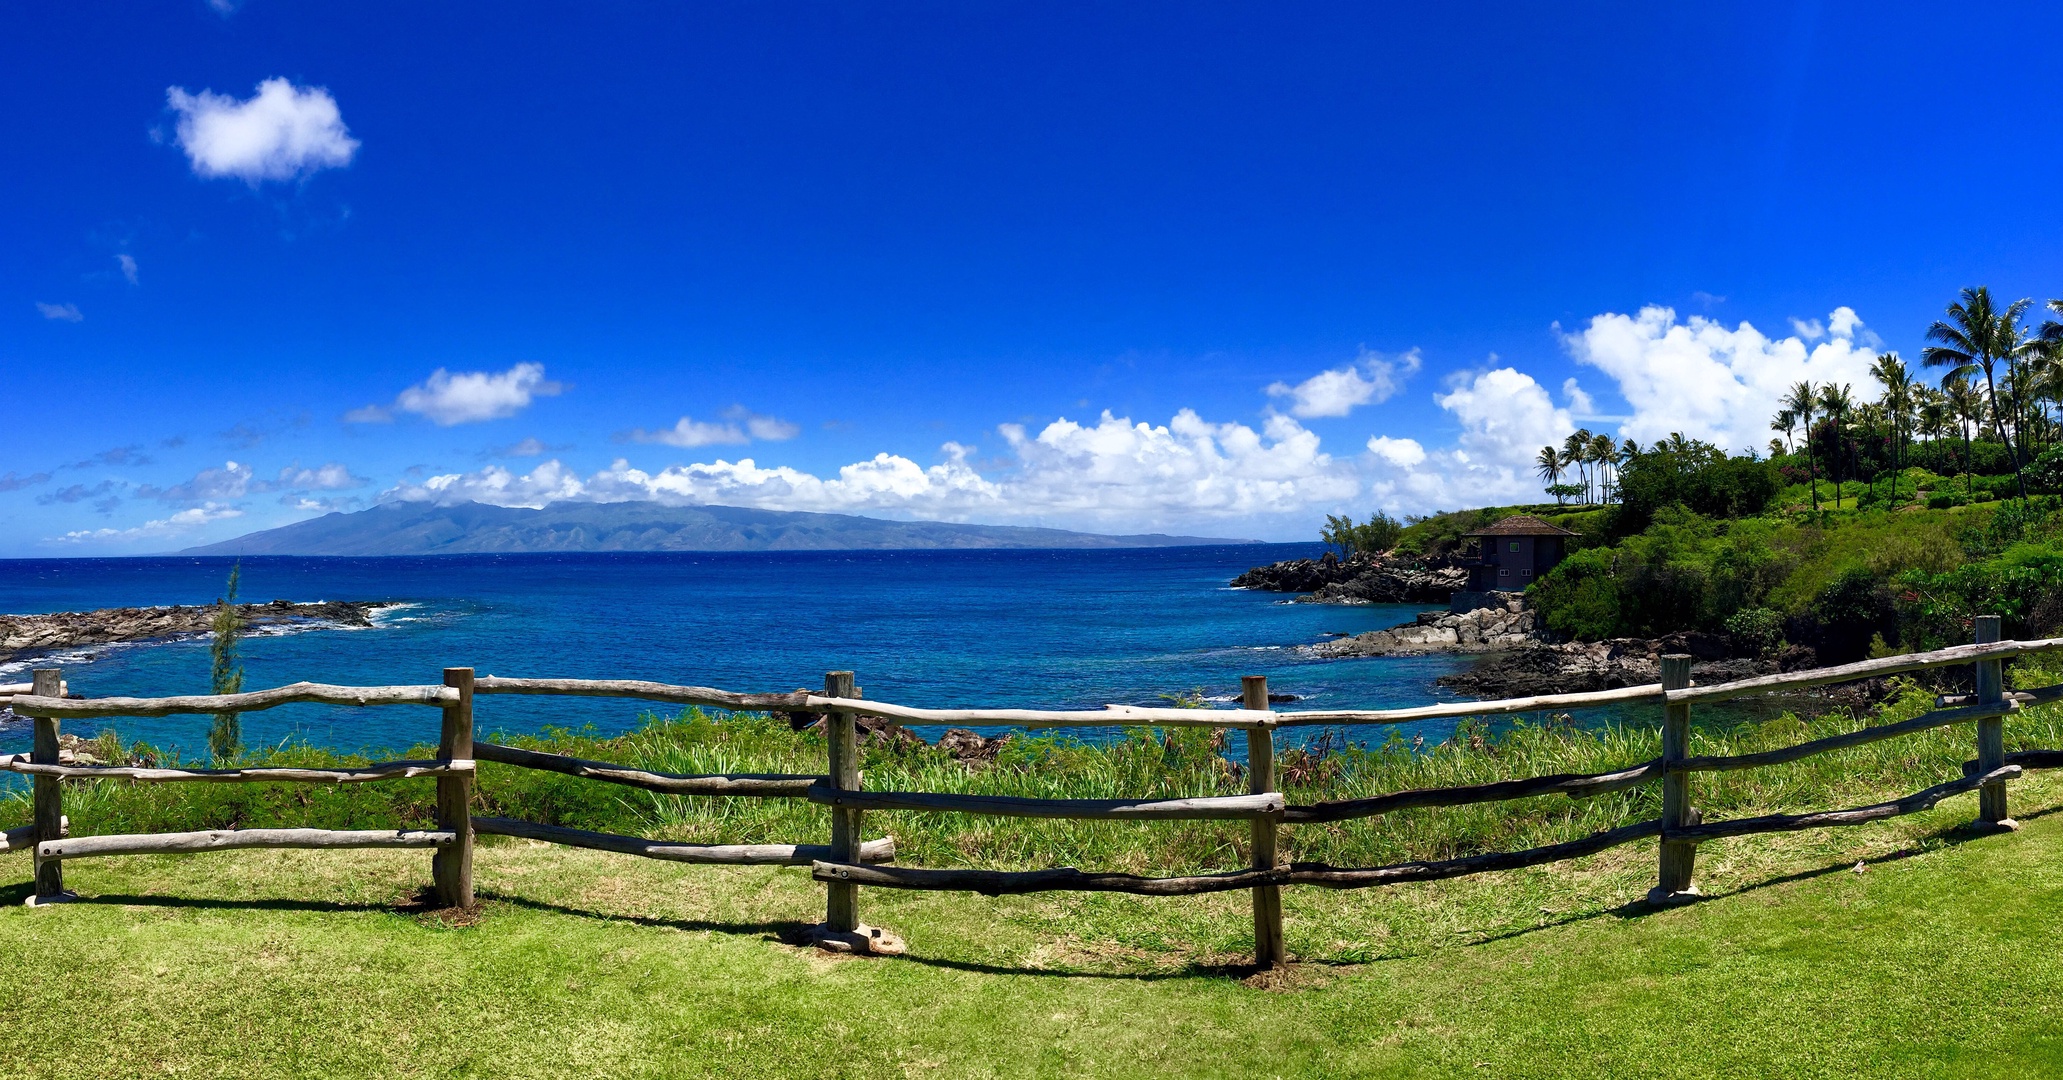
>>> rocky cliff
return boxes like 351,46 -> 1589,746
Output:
1231,551 -> 1467,604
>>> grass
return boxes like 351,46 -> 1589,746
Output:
4,771 -> 2063,1078
8,662 -> 2063,1075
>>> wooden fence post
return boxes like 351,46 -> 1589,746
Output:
824,670 -> 862,930
1973,616 -> 2017,830
1650,654 -> 1699,904
432,667 -> 475,908
1243,675 -> 1285,969
28,667 -> 71,906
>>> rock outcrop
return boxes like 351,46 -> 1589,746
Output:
1306,594 -> 1541,657
1232,552 -> 1467,605
0,600 -> 394,663
1433,637 -> 1829,700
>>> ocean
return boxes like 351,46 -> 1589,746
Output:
0,545 -> 1486,760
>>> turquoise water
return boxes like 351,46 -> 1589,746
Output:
0,546 -> 1491,760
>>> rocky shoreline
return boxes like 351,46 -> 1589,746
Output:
0,600 -> 397,665
1306,594 -> 1540,657
1235,551 -> 1863,703
1231,551 -> 1467,604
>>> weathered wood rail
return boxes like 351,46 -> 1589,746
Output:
5,619 -> 2062,965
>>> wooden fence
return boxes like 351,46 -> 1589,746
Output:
5,615 -> 2063,965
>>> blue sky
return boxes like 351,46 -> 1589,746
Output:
8,1 -> 2063,553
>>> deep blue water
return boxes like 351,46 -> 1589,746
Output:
0,546 -> 1492,760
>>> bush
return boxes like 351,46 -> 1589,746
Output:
1797,567 -> 1898,663
1724,606 -> 1786,656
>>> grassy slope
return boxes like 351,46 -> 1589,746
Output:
5,772 -> 2063,1079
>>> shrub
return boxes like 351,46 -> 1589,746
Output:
1724,606 -> 1786,656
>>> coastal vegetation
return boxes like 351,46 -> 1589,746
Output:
1328,288 -> 2063,665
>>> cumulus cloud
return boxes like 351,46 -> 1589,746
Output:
624,407 -> 801,448
37,302 -> 82,322
346,363 -> 563,426
1266,348 -> 1422,418
274,462 -> 366,490
1365,436 -> 1426,468
165,78 -> 358,184
58,503 -> 242,544
1560,305 -> 1883,452
383,409 -> 1361,530
117,254 -> 139,285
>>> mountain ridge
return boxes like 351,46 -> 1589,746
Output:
177,501 -> 1258,556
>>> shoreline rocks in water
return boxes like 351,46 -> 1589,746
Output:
1432,634 -> 1830,701
1231,551 -> 1467,605
1306,593 -> 1540,657
0,600 -> 397,664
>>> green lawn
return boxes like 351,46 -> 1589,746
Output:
5,774 -> 2063,1078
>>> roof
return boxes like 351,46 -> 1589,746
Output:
1464,514 -> 1579,538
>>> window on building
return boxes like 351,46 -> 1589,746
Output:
1510,541 -> 1520,552
1522,568 -> 1532,577
1500,568 -> 1510,577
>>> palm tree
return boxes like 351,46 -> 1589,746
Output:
1784,381 -> 1820,512
1771,408 -> 1797,456
1819,382 -> 1854,508
1562,429 -> 1594,505
1944,373 -> 1983,496
1588,431 -> 1617,502
1870,353 -> 1913,502
1536,445 -> 1565,505
1924,286 -> 2033,499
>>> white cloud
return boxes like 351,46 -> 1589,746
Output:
166,78 -> 358,184
58,503 -> 242,544
36,302 -> 82,322
274,462 -> 366,490
116,254 -> 139,285
1561,378 -> 1596,417
627,417 -> 750,448
1266,347 -> 1422,418
1365,435 -> 1426,468
1560,305 -> 1882,452
349,363 -> 562,426
624,407 -> 800,448
383,408 -> 1362,532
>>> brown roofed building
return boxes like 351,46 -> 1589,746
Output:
1463,514 -> 1578,592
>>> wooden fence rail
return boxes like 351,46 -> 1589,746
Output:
5,618 -> 2062,964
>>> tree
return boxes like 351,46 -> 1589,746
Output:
1536,445 -> 1565,505
208,562 -> 246,764
1923,286 -> 2033,500
1588,431 -> 1618,503
1944,372 -> 1984,496
1784,381 -> 1820,511
1771,408 -> 1797,456
1870,352 -> 1913,502
1818,382 -> 1854,509
1562,429 -> 1594,505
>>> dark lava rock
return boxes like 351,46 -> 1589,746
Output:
0,600 -> 397,663
1232,551 -> 1467,605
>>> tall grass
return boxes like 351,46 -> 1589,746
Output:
12,657 -> 2063,877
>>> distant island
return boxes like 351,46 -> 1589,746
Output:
178,501 -> 1259,556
